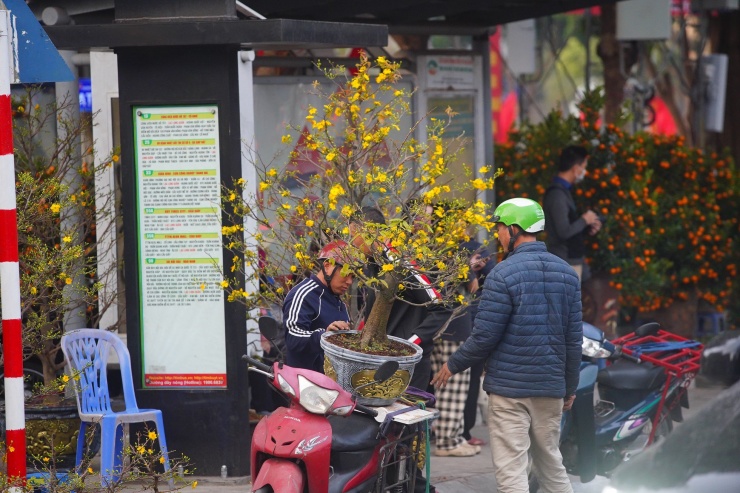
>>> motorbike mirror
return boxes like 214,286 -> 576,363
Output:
635,322 -> 661,338
373,361 -> 399,383
258,316 -> 281,341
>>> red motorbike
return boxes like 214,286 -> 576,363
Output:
244,318 -> 431,493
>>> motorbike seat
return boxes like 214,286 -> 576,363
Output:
328,413 -> 380,452
597,359 -> 666,391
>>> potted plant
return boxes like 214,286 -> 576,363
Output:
494,90 -> 739,334
0,88 -> 120,467
222,54 -> 498,403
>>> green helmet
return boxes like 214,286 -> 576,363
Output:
492,198 -> 545,233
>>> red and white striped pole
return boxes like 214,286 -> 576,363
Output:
0,8 -> 27,486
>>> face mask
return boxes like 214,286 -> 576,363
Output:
575,167 -> 586,183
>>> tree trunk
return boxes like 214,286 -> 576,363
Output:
709,10 -> 740,167
360,288 -> 394,347
597,4 -> 631,125
40,351 -> 57,388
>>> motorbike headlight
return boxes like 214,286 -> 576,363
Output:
298,375 -> 339,414
278,374 -> 296,397
582,337 -> 613,358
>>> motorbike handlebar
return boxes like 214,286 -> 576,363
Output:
241,354 -> 273,374
354,403 -> 378,417
620,350 -> 642,363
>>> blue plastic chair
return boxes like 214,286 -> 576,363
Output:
61,329 -> 171,485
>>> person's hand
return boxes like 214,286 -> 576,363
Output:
326,320 -> 350,332
563,395 -> 576,411
430,363 -> 453,389
582,210 -> 599,226
588,218 -> 602,235
260,338 -> 272,353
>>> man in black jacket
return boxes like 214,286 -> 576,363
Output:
543,145 -> 602,280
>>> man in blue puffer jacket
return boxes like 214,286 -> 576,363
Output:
432,198 -> 582,493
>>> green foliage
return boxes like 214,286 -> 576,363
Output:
495,88 -> 739,319
0,87 -> 120,385
221,54 -> 499,345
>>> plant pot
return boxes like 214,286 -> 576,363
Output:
320,331 -> 423,406
0,398 -> 80,471
636,289 -> 698,339
582,273 -> 620,339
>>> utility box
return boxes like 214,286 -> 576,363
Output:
702,54 -> 728,133
505,19 -> 537,76
691,0 -> 739,9
617,0 -> 672,41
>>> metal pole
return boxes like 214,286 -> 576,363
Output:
0,8 -> 27,488
584,8 -> 592,93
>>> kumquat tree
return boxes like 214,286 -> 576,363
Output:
495,90 -> 739,322
221,53 -> 499,350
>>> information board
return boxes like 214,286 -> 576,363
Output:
133,105 -> 227,388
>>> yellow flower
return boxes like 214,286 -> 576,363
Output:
62,235 -> 72,243
50,203 -> 61,213
62,375 -> 70,382
65,277 -> 72,285
192,481 -> 198,488
43,457 -> 50,463
282,203 -> 291,210
381,264 -> 394,272
290,265 -> 298,273
237,178 -> 245,185
259,182 -> 270,192
220,280 -> 229,288
267,168 -> 277,177
159,456 -> 165,464
281,134 -> 293,144
112,155 -> 120,162
305,219 -> 314,227
326,151 -> 336,162
70,194 -> 77,202
148,431 -> 158,440
30,287 -> 37,295
200,284 -> 206,291
87,467 -> 93,474
229,193 -> 236,201
8,446 -> 14,453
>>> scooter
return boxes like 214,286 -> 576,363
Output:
244,317 -> 432,493
531,322 -> 701,490
564,322 -> 701,481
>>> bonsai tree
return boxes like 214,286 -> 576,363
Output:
222,53 -> 499,350
0,88 -> 120,390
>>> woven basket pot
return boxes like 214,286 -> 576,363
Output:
321,331 -> 423,406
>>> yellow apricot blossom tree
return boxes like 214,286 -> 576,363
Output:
222,53 -> 498,349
